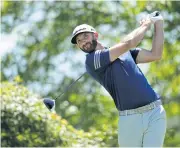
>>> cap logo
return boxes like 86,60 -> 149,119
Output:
74,27 -> 87,35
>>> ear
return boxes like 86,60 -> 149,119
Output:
94,32 -> 98,39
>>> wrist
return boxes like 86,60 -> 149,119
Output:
142,24 -> 151,30
155,20 -> 163,27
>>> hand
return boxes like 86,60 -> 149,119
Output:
139,18 -> 152,29
149,11 -> 164,24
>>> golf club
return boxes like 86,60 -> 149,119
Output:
43,72 -> 86,111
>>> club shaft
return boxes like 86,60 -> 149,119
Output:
54,72 -> 86,100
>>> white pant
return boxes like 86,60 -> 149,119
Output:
118,105 -> 167,147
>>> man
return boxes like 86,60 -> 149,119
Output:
71,11 -> 166,147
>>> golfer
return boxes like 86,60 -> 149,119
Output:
71,11 -> 166,147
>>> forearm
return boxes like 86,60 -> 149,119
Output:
109,24 -> 150,62
122,25 -> 149,48
151,21 -> 164,58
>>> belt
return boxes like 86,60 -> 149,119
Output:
119,100 -> 162,116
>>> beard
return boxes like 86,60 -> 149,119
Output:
80,39 -> 97,53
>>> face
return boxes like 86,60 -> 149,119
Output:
76,32 -> 97,53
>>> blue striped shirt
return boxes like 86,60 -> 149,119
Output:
85,48 -> 160,111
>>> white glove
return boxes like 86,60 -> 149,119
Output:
147,11 -> 163,23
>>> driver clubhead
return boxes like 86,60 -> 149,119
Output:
43,98 -> 55,112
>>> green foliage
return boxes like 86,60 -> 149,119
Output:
1,0 -> 180,146
1,81 -> 117,147
57,88 -> 118,131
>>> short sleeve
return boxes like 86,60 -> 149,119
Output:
130,48 -> 141,64
85,48 -> 111,72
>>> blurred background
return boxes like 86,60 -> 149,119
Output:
1,0 -> 180,147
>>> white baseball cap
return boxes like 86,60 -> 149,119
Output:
71,24 -> 96,44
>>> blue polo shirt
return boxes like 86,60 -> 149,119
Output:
85,48 -> 160,111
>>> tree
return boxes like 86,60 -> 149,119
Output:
1,0 -> 180,146
1,80 -> 118,147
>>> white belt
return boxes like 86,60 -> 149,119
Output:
119,100 -> 162,116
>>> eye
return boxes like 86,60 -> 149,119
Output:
77,40 -> 81,44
